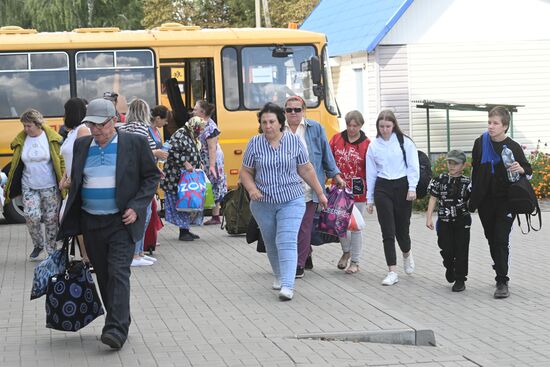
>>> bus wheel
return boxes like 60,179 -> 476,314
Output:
3,196 -> 25,224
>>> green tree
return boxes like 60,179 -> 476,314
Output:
192,0 -> 229,27
16,0 -> 144,31
226,0 -> 254,28
141,0 -> 178,28
0,0 -> 32,28
269,0 -> 320,28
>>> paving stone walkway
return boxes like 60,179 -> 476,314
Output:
0,207 -> 548,366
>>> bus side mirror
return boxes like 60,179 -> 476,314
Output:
309,56 -> 324,98
310,56 -> 321,85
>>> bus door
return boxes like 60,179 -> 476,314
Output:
159,58 -> 215,138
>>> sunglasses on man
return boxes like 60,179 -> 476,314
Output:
85,117 -> 113,129
285,107 -> 302,113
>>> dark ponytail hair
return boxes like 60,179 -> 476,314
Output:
151,105 -> 170,120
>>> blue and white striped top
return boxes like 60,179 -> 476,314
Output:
81,134 -> 119,215
242,132 -> 309,204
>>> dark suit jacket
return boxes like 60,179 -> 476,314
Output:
58,131 -> 161,243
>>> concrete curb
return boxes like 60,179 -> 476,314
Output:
295,328 -> 436,346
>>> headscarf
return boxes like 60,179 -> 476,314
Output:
185,116 -> 206,151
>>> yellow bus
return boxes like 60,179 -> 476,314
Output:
0,23 -> 339,223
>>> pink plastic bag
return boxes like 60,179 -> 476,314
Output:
318,186 -> 354,238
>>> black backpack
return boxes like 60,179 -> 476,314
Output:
221,185 -> 252,235
508,176 -> 542,234
397,134 -> 432,199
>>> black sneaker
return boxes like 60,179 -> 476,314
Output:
29,247 -> 43,261
305,255 -> 313,270
445,268 -> 455,283
494,282 -> 510,299
189,232 -> 200,239
452,280 -> 465,292
178,232 -> 195,241
101,332 -> 123,349
295,267 -> 305,278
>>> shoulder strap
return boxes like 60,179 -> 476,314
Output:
516,214 -> 530,235
530,206 -> 542,232
397,134 -> 408,168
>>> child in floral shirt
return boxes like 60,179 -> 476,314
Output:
426,149 -> 471,292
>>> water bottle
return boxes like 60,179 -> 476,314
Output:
501,144 -> 519,182
158,141 -> 171,163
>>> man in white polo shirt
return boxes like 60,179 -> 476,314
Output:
58,98 -> 160,349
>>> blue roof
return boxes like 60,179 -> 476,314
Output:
301,0 -> 413,56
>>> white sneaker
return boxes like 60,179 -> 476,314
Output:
381,271 -> 399,286
278,287 -> 293,301
131,258 -> 153,267
272,278 -> 282,290
403,253 -> 415,275
142,255 -> 157,262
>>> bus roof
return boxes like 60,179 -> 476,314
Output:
0,25 -> 327,51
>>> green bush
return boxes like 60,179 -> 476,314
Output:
528,150 -> 550,199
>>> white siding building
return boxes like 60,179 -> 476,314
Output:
302,0 -> 550,154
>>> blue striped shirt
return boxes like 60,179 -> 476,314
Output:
81,135 -> 119,215
242,132 -> 309,203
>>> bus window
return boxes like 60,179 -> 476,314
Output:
240,45 -> 318,109
75,49 -> 156,107
0,52 -> 70,118
221,47 -> 239,110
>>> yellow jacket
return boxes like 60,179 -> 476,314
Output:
4,124 -> 65,204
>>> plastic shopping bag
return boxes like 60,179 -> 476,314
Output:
311,209 -> 339,246
348,204 -> 366,232
176,169 -> 207,212
317,186 -> 354,238
204,175 -> 215,209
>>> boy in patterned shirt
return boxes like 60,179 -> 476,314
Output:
426,149 -> 471,292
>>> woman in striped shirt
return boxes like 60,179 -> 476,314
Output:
119,98 -> 158,266
240,103 -> 328,301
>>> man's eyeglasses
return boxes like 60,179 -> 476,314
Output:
285,107 -> 302,113
85,118 -> 113,129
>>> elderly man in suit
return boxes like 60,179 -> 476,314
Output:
58,98 -> 160,349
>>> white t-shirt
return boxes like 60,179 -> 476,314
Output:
21,131 -> 57,189
285,119 -> 313,201
60,124 -> 89,176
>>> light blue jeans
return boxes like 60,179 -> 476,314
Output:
135,202 -> 152,255
250,197 -> 305,289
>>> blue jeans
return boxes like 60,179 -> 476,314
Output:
135,202 -> 152,255
250,197 -> 305,289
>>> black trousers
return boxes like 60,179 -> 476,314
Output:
374,177 -> 412,266
437,215 -> 471,281
81,211 -> 134,342
477,198 -> 514,283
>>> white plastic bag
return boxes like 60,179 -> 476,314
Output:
348,204 -> 366,232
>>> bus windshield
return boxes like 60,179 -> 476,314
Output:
322,47 -> 338,115
223,45 -> 319,110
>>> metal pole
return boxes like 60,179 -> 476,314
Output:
255,0 -> 261,28
262,0 -> 271,27
446,108 -> 450,152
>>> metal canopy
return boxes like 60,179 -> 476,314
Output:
412,100 -> 525,155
